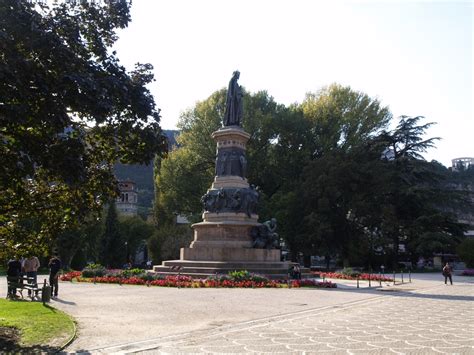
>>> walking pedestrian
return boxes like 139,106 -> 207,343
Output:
48,254 -> 62,298
442,262 -> 453,285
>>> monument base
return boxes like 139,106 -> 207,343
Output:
181,246 -> 281,262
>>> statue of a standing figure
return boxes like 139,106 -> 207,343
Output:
223,71 -> 243,126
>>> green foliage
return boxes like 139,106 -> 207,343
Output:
147,224 -> 193,263
0,0 -> 166,260
340,268 -> 361,278
99,202 -> 125,268
56,214 -> 104,269
457,238 -> 474,268
228,270 -> 251,280
227,270 -> 269,282
81,263 -> 106,278
301,84 -> 392,156
121,268 -> 146,278
119,215 -> 154,261
56,209 -> 155,270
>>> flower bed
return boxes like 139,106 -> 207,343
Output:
461,269 -> 474,277
292,279 -> 337,288
315,271 -> 393,282
59,271 -> 337,288
60,271 -> 82,281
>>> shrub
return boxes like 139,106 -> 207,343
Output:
140,273 -> 163,282
457,239 -> 474,268
82,263 -> 106,278
316,271 -> 393,282
227,270 -> 269,283
228,270 -> 250,281
292,280 -> 337,288
147,225 -> 193,263
121,268 -> 146,278
340,267 -> 361,278
461,269 -> 474,276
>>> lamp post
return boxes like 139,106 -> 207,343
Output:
125,241 -> 129,266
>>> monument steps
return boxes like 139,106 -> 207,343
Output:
153,261 -> 311,279
154,265 -> 289,275
150,270 -> 295,280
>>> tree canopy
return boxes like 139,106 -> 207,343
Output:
0,0 -> 166,259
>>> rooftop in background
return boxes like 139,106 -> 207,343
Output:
452,157 -> 474,172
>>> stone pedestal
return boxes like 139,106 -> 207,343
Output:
153,126 -> 307,279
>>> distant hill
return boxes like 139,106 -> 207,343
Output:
114,130 -> 179,209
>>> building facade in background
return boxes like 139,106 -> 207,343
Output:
116,180 -> 138,216
452,157 -> 474,171
451,157 -> 474,237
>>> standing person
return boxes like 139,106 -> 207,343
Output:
442,262 -> 453,285
23,254 -> 40,297
48,254 -> 62,298
7,256 -> 22,298
293,264 -> 302,280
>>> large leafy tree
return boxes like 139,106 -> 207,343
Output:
284,84 -> 392,264
119,215 -> 155,263
371,117 -> 462,266
56,213 -> 103,269
300,84 -> 392,157
333,117 -> 467,268
0,0 -> 166,259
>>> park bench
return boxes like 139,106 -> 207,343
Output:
6,276 -> 49,302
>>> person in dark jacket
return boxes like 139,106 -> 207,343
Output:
7,256 -> 22,298
442,262 -> 453,285
48,255 -> 62,297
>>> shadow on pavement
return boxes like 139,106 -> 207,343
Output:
379,290 -> 474,302
313,284 -> 474,302
0,335 -> 61,354
52,298 -> 76,305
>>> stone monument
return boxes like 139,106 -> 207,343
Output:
154,72 -> 304,278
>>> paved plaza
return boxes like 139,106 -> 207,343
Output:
1,273 -> 473,354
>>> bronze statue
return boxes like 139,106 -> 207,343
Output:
250,218 -> 279,249
223,71 -> 243,126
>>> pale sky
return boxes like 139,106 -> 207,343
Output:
114,0 -> 473,167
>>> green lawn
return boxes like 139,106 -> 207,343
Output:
0,299 -> 75,349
